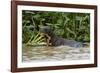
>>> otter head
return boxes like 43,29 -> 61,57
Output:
39,26 -> 53,46
39,26 -> 52,36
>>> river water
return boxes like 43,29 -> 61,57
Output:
22,45 -> 90,62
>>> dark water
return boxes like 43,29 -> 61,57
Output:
22,45 -> 90,62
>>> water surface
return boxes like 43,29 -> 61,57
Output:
22,45 -> 90,62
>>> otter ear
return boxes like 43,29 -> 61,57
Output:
38,25 -> 42,29
39,25 -> 45,31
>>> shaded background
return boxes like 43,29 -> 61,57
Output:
22,10 -> 90,44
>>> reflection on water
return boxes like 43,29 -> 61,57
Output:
22,45 -> 90,62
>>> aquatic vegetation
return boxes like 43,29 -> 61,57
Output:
26,32 -> 46,45
22,10 -> 90,44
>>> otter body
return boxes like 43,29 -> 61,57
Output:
40,26 -> 83,48
50,36 -> 83,48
